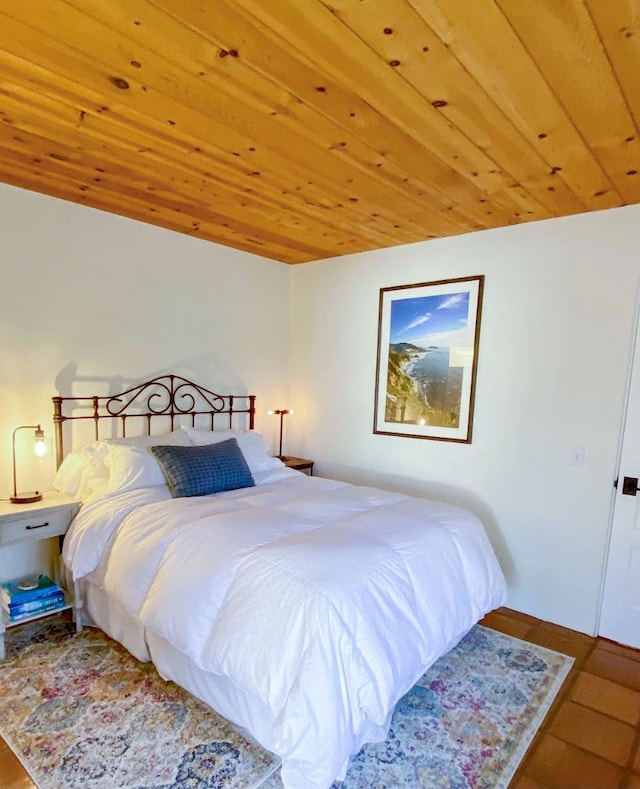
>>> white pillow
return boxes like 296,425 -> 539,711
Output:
103,429 -> 191,494
54,429 -> 192,499
104,429 -> 189,450
53,441 -> 110,501
181,427 -> 283,475
53,452 -> 85,496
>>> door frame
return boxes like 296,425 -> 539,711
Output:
595,281 -> 640,637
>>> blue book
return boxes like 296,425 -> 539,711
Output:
1,575 -> 61,605
5,593 -> 66,621
6,591 -> 66,615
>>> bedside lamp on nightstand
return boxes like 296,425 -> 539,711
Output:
267,408 -> 294,460
10,424 -> 48,504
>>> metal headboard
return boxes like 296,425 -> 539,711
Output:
52,374 -> 256,468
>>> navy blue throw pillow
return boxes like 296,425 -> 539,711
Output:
150,439 -> 255,498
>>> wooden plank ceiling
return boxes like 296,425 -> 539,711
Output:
0,1 -> 638,264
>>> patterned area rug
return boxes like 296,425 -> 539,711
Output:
0,614 -> 572,789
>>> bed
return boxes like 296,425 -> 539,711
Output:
53,374 -> 507,789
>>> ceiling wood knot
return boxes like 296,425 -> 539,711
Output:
432,100 -> 448,108
389,60 -> 401,67
109,76 -> 130,90
383,28 -> 393,35
130,60 -> 141,68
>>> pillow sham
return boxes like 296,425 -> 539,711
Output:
52,441 -> 110,500
180,427 -> 283,474
53,451 -> 87,496
150,439 -> 255,498
105,429 -> 190,450
103,429 -> 191,494
53,429 -> 191,500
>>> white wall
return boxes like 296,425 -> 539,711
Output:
289,204 -> 640,635
0,183 -> 291,498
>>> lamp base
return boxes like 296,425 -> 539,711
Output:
10,491 -> 43,504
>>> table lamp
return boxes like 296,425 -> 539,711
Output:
11,424 -> 47,504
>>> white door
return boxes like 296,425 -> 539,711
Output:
600,310 -> 640,648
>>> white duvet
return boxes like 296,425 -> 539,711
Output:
63,469 -> 507,789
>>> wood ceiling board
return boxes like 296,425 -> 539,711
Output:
407,0 -> 623,210
0,0 -> 638,262
0,90 -> 371,262
0,7 -> 451,249
0,162 -> 310,263
63,0 -> 488,237
2,75 -> 416,258
586,0 -> 640,150
0,133 -> 339,261
585,0 -> 640,112
0,82 -> 358,262
232,0 -> 540,218
0,131 -> 337,263
496,0 -> 640,204
320,0 -> 583,221
140,0 -> 514,231
0,34 -> 420,248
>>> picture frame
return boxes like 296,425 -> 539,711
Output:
373,275 -> 484,443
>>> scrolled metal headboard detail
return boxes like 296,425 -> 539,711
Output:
52,374 -> 256,467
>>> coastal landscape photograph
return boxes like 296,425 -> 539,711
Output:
374,277 -> 483,442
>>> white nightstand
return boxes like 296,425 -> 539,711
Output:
0,492 -> 81,659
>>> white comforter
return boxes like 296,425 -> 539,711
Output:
63,469 -> 507,789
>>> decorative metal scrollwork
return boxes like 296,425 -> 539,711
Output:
104,375 -> 228,417
52,374 -> 256,468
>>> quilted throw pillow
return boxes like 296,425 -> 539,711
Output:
150,439 -> 255,498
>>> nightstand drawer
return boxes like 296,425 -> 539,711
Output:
0,509 -> 74,546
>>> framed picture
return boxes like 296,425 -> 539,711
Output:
373,275 -> 484,443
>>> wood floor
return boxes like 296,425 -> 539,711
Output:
483,607 -> 640,788
1,606 -> 639,788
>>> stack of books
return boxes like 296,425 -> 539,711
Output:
1,574 -> 66,622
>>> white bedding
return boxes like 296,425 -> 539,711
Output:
63,469 -> 506,789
